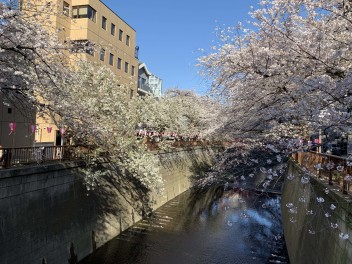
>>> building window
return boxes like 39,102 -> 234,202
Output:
130,89 -> 134,99
86,45 -> 94,56
119,29 -> 123,41
100,49 -> 105,61
63,1 -> 70,16
126,35 -> 130,46
124,62 -> 129,73
131,65 -> 135,76
134,46 -> 139,59
111,23 -> 115,36
117,58 -> 122,69
8,108 -> 12,114
72,5 -> 96,22
102,16 -> 107,30
109,53 -> 114,65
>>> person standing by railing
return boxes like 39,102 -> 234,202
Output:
0,148 -> 12,168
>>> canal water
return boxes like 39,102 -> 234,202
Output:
80,186 -> 289,264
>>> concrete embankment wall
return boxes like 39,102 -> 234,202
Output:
282,160 -> 352,264
0,146 -> 220,264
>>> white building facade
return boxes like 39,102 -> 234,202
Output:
138,62 -> 162,97
149,74 -> 163,98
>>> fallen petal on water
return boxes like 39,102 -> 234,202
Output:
301,175 -> 310,184
337,166 -> 344,172
299,197 -> 306,203
286,203 -> 294,208
331,223 -> 338,229
308,229 -> 315,235
339,233 -> 349,240
317,197 -> 325,203
287,174 -> 295,180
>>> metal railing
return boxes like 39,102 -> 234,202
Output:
292,151 -> 352,195
0,140 -> 224,169
0,145 -> 93,169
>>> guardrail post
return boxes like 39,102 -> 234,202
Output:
342,161 -> 348,194
317,153 -> 321,178
329,169 -> 333,185
342,179 -> 348,194
326,156 -> 333,185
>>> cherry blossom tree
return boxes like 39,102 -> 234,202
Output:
138,89 -> 223,137
0,0 -> 72,116
201,0 -> 352,137
197,0 -> 352,239
198,0 -> 352,174
50,62 -> 221,194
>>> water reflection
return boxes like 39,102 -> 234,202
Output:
80,187 -> 289,264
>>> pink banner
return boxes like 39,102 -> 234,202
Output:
30,124 -> 36,133
8,122 -> 16,135
59,127 -> 65,135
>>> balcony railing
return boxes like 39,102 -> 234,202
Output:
138,83 -> 153,95
0,145 -> 93,169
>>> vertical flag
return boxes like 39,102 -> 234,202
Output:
59,127 -> 65,135
8,122 -> 16,135
30,124 -> 36,134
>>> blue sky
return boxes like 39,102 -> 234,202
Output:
103,0 -> 258,94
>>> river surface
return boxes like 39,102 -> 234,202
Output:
80,186 -> 289,264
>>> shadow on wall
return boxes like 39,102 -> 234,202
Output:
187,147 -> 221,184
86,161 -> 152,248
0,161 -> 151,264
90,147 -> 221,252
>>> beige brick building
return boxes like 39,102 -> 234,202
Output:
21,0 -> 139,145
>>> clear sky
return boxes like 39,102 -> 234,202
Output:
103,0 -> 258,94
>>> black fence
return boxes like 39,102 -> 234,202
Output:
0,145 -> 93,168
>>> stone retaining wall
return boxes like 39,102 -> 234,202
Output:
0,146 -> 220,264
282,160 -> 352,264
